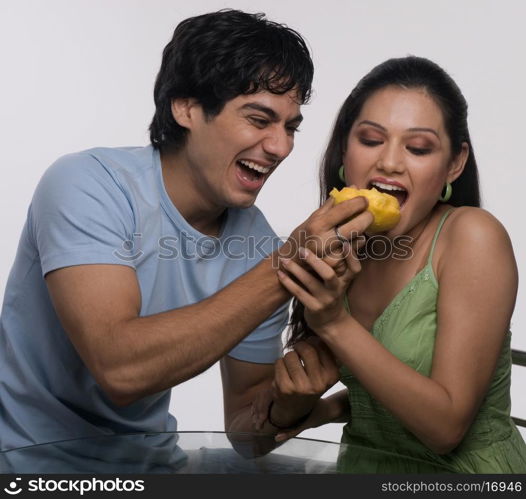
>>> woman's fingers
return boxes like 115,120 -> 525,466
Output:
275,426 -> 305,442
296,248 -> 339,285
292,341 -> 324,386
279,255 -> 333,299
306,337 -> 338,368
281,350 -> 310,387
274,407 -> 320,442
251,387 -> 273,430
274,357 -> 293,392
301,248 -> 338,282
277,268 -> 321,310
344,243 -> 362,275
281,254 -> 329,290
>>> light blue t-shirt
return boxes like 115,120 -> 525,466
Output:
0,146 -> 288,451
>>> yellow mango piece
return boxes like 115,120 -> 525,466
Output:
329,186 -> 401,233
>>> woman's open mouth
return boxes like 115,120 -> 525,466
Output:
368,180 -> 408,208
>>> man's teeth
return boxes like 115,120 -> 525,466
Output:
239,160 -> 270,174
371,181 -> 406,192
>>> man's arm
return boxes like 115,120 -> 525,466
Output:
45,256 -> 287,407
219,356 -> 278,456
219,339 -> 341,456
45,195 -> 372,407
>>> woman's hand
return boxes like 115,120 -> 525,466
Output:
273,387 -> 352,443
273,397 -> 333,442
272,337 -> 340,423
251,337 -> 340,432
277,246 -> 359,334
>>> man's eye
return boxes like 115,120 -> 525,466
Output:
249,117 -> 269,128
407,146 -> 431,156
286,126 -> 300,135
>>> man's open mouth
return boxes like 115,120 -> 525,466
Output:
237,160 -> 272,183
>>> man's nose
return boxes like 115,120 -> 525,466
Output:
262,127 -> 293,160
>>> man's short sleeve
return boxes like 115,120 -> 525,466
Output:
30,152 -> 137,276
227,301 -> 288,364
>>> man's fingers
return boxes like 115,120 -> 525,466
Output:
323,196 -> 369,228
303,206 -> 371,262
336,210 -> 374,241
317,196 -> 335,215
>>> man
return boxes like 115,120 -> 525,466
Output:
0,9 -> 371,452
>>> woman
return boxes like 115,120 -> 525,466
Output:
272,56 -> 526,473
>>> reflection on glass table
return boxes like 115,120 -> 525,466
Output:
0,432 -> 347,474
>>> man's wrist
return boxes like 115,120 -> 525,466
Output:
267,400 -> 312,430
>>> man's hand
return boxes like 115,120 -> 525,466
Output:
275,196 -> 373,271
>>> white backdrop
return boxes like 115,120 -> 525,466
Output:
1,0 -> 525,442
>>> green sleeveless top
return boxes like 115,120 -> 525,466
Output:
339,209 -> 526,473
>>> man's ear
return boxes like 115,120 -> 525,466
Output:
447,142 -> 469,184
171,98 -> 200,129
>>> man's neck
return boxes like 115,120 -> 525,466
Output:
160,150 -> 226,237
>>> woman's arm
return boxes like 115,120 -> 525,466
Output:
279,208 -> 518,454
273,388 -> 351,442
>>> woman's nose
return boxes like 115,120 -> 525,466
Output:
377,143 -> 404,174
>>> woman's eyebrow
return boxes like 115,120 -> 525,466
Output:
357,120 -> 386,131
407,127 -> 439,138
358,120 -> 439,138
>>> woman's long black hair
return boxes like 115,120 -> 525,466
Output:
288,56 -> 480,347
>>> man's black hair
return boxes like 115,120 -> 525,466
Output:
149,9 -> 314,151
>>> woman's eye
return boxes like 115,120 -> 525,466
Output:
359,137 -> 382,147
407,146 -> 432,156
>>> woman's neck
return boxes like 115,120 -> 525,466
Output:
361,207 -> 441,269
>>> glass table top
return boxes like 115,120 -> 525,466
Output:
0,431 -> 347,474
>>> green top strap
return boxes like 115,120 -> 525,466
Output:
426,208 -> 455,267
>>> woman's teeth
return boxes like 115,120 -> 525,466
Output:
238,160 -> 270,174
369,181 -> 408,207
370,181 -> 406,192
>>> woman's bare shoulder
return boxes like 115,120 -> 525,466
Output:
444,206 -> 511,247
437,206 -> 517,278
